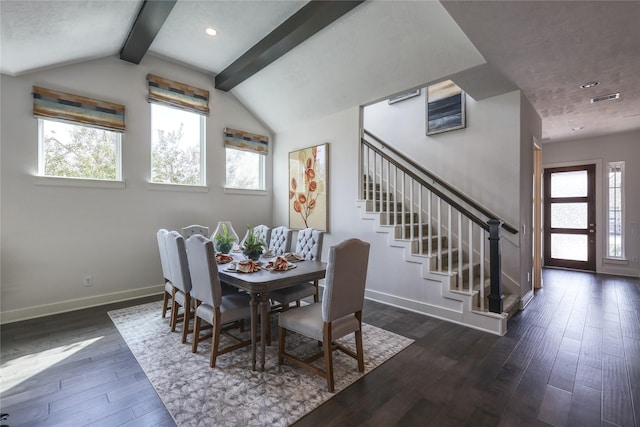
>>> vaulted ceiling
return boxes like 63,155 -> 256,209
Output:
1,0 -> 639,141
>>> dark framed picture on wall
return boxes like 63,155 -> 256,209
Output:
426,80 -> 466,135
289,143 -> 328,231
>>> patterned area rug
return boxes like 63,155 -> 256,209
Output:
108,301 -> 413,427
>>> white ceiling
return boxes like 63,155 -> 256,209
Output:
1,0 -> 639,140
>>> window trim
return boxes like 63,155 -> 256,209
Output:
149,103 -> 206,187
606,161 -> 625,259
37,118 -> 123,183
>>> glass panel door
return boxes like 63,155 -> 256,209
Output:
544,164 -> 596,271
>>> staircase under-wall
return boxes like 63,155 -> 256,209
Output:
358,130 -> 520,335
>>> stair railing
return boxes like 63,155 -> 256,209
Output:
361,130 -> 518,314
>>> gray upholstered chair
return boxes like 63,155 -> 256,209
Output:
185,234 -> 252,367
165,230 -> 194,344
182,224 -> 210,238
268,226 -> 292,255
157,229 -> 174,320
278,238 -> 370,392
269,228 -> 324,309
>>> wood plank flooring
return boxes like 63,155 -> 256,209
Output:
1,269 -> 638,426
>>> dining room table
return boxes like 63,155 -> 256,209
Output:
217,254 -> 327,371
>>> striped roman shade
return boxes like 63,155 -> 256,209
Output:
147,74 -> 210,115
32,86 -> 125,132
223,128 -> 269,155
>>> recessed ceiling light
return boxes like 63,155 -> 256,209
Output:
591,92 -> 620,103
205,27 -> 217,37
580,81 -> 599,89
571,126 -> 584,131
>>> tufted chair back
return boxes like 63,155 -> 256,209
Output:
269,226 -> 292,255
182,224 -> 210,238
253,225 -> 271,247
295,228 -> 324,261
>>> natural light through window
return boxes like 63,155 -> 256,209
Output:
607,161 -> 624,258
151,103 -> 205,185
225,148 -> 265,190
38,119 -> 122,180
0,336 -> 103,394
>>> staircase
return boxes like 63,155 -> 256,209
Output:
358,130 -> 520,335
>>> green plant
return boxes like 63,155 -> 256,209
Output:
214,223 -> 235,254
241,226 -> 265,261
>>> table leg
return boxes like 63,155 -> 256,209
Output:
250,293 -> 258,371
259,293 -> 270,371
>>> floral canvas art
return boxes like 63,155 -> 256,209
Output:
289,143 -> 328,231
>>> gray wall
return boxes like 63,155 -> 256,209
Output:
1,55 -> 273,321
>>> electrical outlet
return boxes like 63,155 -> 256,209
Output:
84,275 -> 93,287
632,257 -> 639,263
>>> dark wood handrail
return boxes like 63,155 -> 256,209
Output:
363,130 -> 518,235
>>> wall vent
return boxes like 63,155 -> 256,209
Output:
591,92 -> 620,103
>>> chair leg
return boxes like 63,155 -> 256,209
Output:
323,325 -> 334,393
355,311 -> 364,372
278,327 -> 286,365
170,296 -> 179,332
162,289 -> 169,318
313,280 -> 319,303
210,308 -> 222,368
181,293 -> 191,344
192,315 -> 201,353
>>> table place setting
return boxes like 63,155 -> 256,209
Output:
264,256 -> 297,272
224,259 -> 261,273
214,253 -> 234,264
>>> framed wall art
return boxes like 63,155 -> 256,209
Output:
289,143 -> 328,231
426,80 -> 466,135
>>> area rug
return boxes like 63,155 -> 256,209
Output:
108,301 -> 413,427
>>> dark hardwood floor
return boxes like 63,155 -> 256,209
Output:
1,269 -> 638,426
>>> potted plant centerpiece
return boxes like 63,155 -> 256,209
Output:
213,222 -> 238,254
241,226 -> 265,261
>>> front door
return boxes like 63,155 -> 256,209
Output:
543,164 -> 596,271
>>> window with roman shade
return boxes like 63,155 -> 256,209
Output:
224,128 -> 269,191
146,74 -> 210,115
32,86 -> 125,132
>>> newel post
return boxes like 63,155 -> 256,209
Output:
487,219 -> 504,314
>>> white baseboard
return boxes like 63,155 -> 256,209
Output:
0,285 -> 164,324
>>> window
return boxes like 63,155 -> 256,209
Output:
38,119 -> 122,180
225,148 -> 265,190
607,161 -> 624,258
223,128 -> 268,191
150,103 -> 205,185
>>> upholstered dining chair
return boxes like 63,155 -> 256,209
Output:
185,234 -> 252,367
269,228 -> 324,310
182,224 -> 210,238
165,230 -> 194,344
157,229 -> 174,320
278,238 -> 370,392
268,226 -> 292,255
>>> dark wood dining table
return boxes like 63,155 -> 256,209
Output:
217,256 -> 327,371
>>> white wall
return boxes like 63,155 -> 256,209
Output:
273,107 -> 453,309
0,55 -> 273,321
362,90 -> 529,287
542,130 -> 640,277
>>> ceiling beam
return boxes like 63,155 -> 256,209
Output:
120,0 -> 177,64
215,0 -> 364,92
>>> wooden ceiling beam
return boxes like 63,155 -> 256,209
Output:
120,0 -> 177,64
215,0 -> 364,92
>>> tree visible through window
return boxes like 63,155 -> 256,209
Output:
225,148 -> 264,190
151,103 -> 204,185
39,119 -> 121,180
